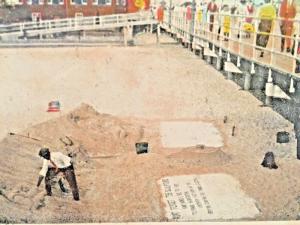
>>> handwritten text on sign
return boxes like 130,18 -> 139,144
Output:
160,176 -> 212,221
158,174 -> 260,221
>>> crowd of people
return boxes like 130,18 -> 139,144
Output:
195,0 -> 298,57
155,0 -> 300,71
155,0 -> 298,61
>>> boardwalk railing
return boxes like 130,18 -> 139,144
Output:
0,12 -> 156,39
161,8 -> 300,78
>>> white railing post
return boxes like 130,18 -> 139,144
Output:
252,17 -> 259,60
69,18 -> 72,29
289,77 -> 295,93
227,52 -> 231,62
19,23 -> 23,33
265,68 -> 273,106
237,15 -> 242,68
218,12 -> 221,46
269,18 -> 277,68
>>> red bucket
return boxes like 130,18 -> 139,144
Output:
47,101 -> 60,112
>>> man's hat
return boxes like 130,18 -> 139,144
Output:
39,148 -> 50,158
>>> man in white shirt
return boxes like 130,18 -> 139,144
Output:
37,148 -> 80,201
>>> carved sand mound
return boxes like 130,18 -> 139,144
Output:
0,104 -> 148,223
26,103 -> 144,157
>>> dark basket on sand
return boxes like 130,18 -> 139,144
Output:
261,152 -> 278,169
135,142 -> 148,154
276,131 -> 289,143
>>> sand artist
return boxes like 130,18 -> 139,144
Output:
37,148 -> 80,201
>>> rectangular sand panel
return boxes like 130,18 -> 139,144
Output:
158,174 -> 260,221
160,121 -> 223,148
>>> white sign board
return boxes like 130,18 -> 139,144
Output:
158,174 -> 260,221
160,121 -> 223,148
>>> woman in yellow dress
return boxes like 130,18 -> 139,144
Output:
222,4 -> 231,41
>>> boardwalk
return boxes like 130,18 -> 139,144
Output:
162,10 -> 300,76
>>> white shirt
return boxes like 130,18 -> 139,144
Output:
236,3 -> 247,16
39,152 -> 72,177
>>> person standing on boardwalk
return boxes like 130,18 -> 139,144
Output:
197,1 -> 208,35
245,0 -> 255,24
157,4 -> 164,23
207,0 -> 218,32
198,1 -> 208,24
37,148 -> 80,201
96,11 -> 100,25
244,0 -> 255,38
218,4 -> 230,41
279,0 -> 297,53
256,0 -> 276,57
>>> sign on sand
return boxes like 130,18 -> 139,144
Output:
158,174 -> 260,221
160,121 -> 223,148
